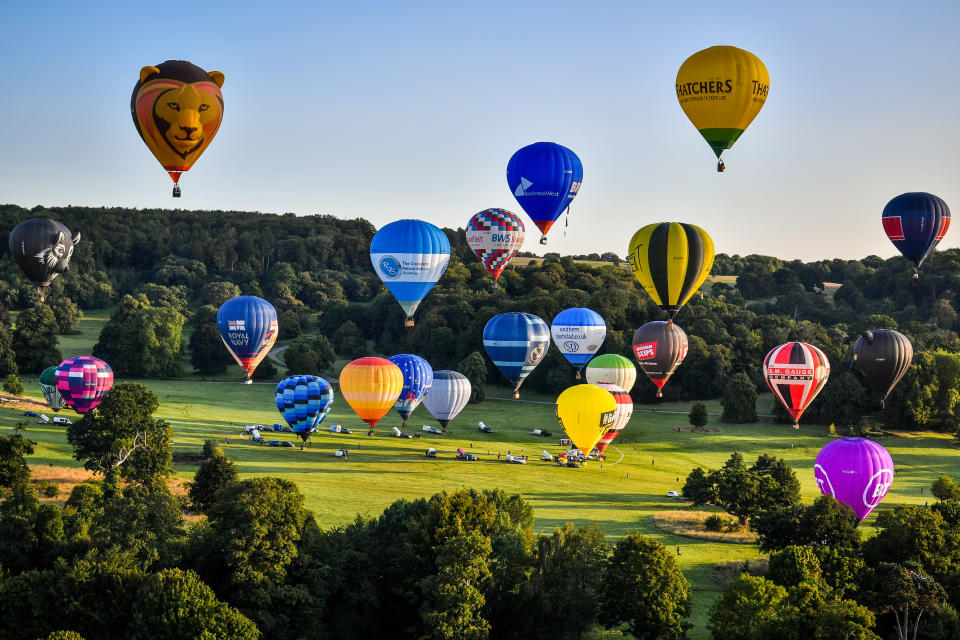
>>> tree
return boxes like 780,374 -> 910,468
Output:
278,308 -> 302,339
188,441 -> 238,512
134,283 -> 190,315
0,433 -> 34,487
66,382 -> 173,483
0,482 -> 65,574
599,533 -> 690,640
3,373 -> 23,396
49,297 -> 82,334
333,320 -> 365,356
767,545 -> 822,588
283,334 -> 336,374
752,495 -> 861,552
709,574 -> 786,640
458,351 -> 487,403
12,303 -> 61,374
93,294 -> 185,378
201,281 -> 241,307
418,531 -> 492,640
721,372 -> 758,423
932,475 -> 960,502
189,305 -> 233,375
681,467 -> 716,505
689,402 -> 708,427
869,562 -> 948,640
0,322 -> 18,378
44,632 -> 85,640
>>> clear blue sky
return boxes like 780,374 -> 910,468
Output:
1,1 -> 958,262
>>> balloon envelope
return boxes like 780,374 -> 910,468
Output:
556,384 -> 617,455
422,370 -> 471,429
507,142 -> 583,243
275,375 -> 334,441
9,218 -> 81,293
387,354 -> 434,426
632,321 -> 688,397
628,222 -> 714,318
881,192 -> 950,271
55,356 -> 114,414
466,209 -> 525,284
39,366 -> 67,412
815,437 -> 894,520
483,313 -> 550,398
584,354 -> 637,393
216,296 -> 278,381
591,382 -> 633,456
551,308 -> 606,376
763,342 -> 830,428
851,330 -> 913,406
339,357 -> 403,430
370,219 -> 450,325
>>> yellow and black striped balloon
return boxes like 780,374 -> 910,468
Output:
628,223 -> 714,318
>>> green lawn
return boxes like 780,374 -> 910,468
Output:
10,309 -> 960,638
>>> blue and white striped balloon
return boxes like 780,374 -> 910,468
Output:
551,307 -> 607,378
275,375 -> 334,441
370,219 -> 450,326
422,370 -> 471,429
387,353 -> 434,427
483,312 -> 550,398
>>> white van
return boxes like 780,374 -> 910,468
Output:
53,416 -> 72,425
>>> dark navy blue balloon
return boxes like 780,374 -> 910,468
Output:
507,142 -> 583,244
882,192 -> 950,273
275,375 -> 334,441
387,353 -> 434,427
216,296 -> 279,382
483,312 -> 550,398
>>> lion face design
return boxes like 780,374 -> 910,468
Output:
34,230 -> 80,275
153,84 -> 221,158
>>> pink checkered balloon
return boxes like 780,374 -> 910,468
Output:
55,356 -> 114,414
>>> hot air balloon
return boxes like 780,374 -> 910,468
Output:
216,296 -> 278,383
851,330 -> 913,409
763,342 -> 830,429
815,438 -> 894,520
483,313 -> 550,399
370,219 -> 450,326
387,354 -> 433,428
339,357 -> 403,435
591,382 -> 633,458
465,209 -> 525,286
676,45 -> 769,171
556,384 -> 617,456
9,218 -> 80,301
39,366 -> 66,412
551,308 -> 606,379
584,354 -> 637,393
881,192 -> 950,278
55,356 -> 114,414
632,321 -> 688,397
422,370 -> 471,433
628,223 -> 714,319
507,142 -> 583,244
131,60 -> 224,197
275,375 -> 334,443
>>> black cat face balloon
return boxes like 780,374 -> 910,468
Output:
9,218 -> 81,288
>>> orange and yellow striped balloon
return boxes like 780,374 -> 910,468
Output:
339,357 -> 403,430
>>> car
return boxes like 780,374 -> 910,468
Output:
422,425 -> 442,435
23,411 -> 38,418
334,448 -> 349,457
281,441 -> 295,448
53,416 -> 73,425
268,440 -> 281,447
340,427 -> 352,434
37,414 -> 50,424
504,455 -> 527,465
426,448 -> 438,458
251,436 -> 266,444
564,461 -> 581,468
478,422 -> 492,433
456,452 -> 478,461
668,490 -> 680,497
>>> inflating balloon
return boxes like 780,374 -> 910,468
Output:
275,376 -> 334,443
339,357 -> 403,434
370,219 -> 450,326
466,209 -> 525,287
676,45 -> 769,171
851,330 -> 913,409
551,308 -> 606,379
507,142 -> 583,244
815,438 -> 894,520
216,296 -> 278,383
584,354 -> 637,393
483,312 -> 550,398
763,342 -> 830,429
632,321 -> 688,397
9,218 -> 80,301
628,223 -> 714,319
39,366 -> 66,412
591,382 -> 633,457
555,384 -> 617,456
55,356 -> 114,414
387,354 -> 433,428
881,192 -> 950,277
422,370 -> 471,432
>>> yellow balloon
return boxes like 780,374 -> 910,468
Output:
339,357 -> 403,430
555,384 -> 617,455
628,222 -> 714,318
676,46 -> 769,165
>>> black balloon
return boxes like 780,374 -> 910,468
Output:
8,218 -> 81,294
851,329 -> 913,407
631,320 -> 688,397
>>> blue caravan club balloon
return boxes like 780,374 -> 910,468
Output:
551,308 -> 607,379
216,296 -> 279,383
387,353 -> 434,427
507,142 -> 583,244
275,375 -> 334,442
483,312 -> 550,399
882,192 -> 950,277
370,219 -> 451,326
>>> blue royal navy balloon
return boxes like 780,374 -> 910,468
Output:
551,308 -> 606,379
507,142 -> 583,244
483,312 -> 550,398
216,296 -> 278,383
275,375 -> 334,442
882,192 -> 950,276
370,219 -> 451,326
387,353 -> 434,427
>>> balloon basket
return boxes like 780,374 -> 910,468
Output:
244,379 -> 253,385
717,160 -> 726,173
539,236 -> 548,245
172,184 -> 181,198
792,423 -> 799,430
656,392 -> 662,398
405,318 -> 415,327
492,281 -> 499,289
513,391 -> 520,399
576,371 -> 581,380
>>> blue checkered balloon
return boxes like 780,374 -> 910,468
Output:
275,375 -> 334,440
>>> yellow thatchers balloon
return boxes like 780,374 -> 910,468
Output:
555,384 -> 617,454
628,222 -> 714,319
676,46 -> 769,166
339,357 -> 403,430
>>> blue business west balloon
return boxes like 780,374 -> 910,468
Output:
275,375 -> 334,442
882,192 -> 951,277
483,312 -> 550,399
216,296 -> 279,383
507,142 -> 583,245
370,219 -> 451,326
387,353 -> 434,427
551,308 -> 607,378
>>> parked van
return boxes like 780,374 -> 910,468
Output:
53,416 -> 72,425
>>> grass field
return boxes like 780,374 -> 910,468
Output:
10,309 -> 960,638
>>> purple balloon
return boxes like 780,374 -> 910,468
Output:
814,437 -> 894,520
